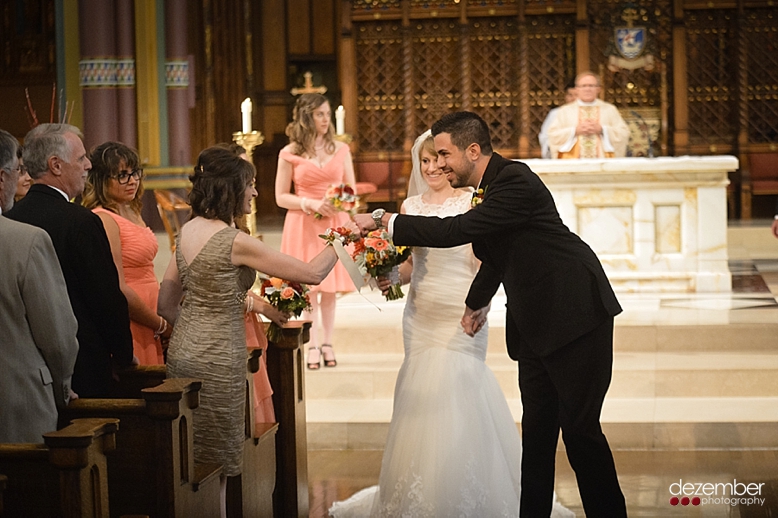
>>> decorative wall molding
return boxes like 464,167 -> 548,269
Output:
79,58 -> 136,87
165,60 -> 190,88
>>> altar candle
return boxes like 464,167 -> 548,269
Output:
241,97 -> 252,134
335,105 -> 345,135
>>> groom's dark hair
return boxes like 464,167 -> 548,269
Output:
431,112 -> 493,155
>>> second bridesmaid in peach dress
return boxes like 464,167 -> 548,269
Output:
275,93 -> 356,369
83,142 -> 171,364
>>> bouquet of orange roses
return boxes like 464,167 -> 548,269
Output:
353,229 -> 412,301
259,277 -> 312,343
315,183 -> 357,219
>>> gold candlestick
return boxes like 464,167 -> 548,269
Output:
232,130 -> 264,237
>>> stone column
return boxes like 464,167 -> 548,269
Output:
165,0 -> 191,166
115,0 -> 137,149
79,0 -> 118,150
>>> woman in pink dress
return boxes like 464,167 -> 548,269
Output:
275,93 -> 356,369
83,142 -> 171,364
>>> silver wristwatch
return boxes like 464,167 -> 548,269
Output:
372,208 -> 386,229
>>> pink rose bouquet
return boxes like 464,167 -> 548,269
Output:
315,183 -> 357,219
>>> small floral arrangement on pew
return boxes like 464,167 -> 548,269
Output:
260,277 -> 312,343
315,183 -> 357,219
353,229 -> 412,301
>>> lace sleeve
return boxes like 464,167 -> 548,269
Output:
403,195 -> 425,216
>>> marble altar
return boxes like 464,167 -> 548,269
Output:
520,156 -> 739,292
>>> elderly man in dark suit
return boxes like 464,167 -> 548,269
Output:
6,124 -> 134,398
355,112 -> 627,517
0,129 -> 78,441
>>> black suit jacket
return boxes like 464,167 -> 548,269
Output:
6,184 -> 134,396
393,153 -> 622,358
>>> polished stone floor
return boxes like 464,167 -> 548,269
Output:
308,449 -> 778,517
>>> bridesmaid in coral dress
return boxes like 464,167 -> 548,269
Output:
275,93 -> 356,369
83,142 -> 171,364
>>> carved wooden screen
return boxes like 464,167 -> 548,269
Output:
588,0 -> 671,109
355,21 -> 406,153
744,8 -> 778,144
411,19 -> 463,137
526,15 -> 577,153
467,18 -> 519,152
685,10 -> 738,148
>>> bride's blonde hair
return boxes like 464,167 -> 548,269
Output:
407,130 -> 435,199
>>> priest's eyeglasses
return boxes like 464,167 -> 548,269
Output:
115,169 -> 144,184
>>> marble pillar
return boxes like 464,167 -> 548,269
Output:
165,0 -> 191,166
115,0 -> 137,149
78,0 -> 118,149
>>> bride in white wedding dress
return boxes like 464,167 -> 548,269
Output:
329,132 -> 574,518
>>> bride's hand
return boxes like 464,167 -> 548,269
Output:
461,305 -> 488,337
376,275 -> 392,295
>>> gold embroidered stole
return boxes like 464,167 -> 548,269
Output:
578,105 -> 600,158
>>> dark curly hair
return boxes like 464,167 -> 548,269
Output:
82,141 -> 144,215
431,112 -> 493,155
189,146 -> 255,225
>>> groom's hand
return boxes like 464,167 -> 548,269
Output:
461,305 -> 488,337
353,213 -> 377,236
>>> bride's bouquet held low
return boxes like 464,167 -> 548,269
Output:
259,277 -> 312,343
356,229 -> 411,300
315,183 -> 357,219
320,226 -> 411,301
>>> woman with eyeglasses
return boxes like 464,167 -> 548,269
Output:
82,142 -> 171,364
14,150 -> 32,202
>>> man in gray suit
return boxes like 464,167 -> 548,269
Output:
0,129 -> 78,442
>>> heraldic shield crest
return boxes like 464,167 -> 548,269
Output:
615,27 -> 646,59
605,3 -> 656,71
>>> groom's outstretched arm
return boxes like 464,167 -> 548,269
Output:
392,166 -> 537,248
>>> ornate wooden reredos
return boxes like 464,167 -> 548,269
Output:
339,0 -> 778,163
2,1 -> 777,217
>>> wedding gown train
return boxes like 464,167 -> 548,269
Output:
329,192 -> 574,517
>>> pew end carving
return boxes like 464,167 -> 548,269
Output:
266,320 -> 312,518
0,418 -> 119,518
63,378 -> 222,518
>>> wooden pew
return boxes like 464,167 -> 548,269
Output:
63,379 -> 221,518
0,418 -> 119,518
265,321 -> 312,518
113,349 -> 278,518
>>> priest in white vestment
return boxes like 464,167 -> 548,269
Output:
547,71 -> 630,159
538,81 -> 577,159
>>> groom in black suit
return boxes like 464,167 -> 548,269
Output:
355,112 -> 627,516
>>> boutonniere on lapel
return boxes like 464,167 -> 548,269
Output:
471,186 -> 486,208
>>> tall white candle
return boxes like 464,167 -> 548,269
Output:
335,105 -> 345,135
241,97 -> 252,134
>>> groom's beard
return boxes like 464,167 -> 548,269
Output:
447,160 -> 475,189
